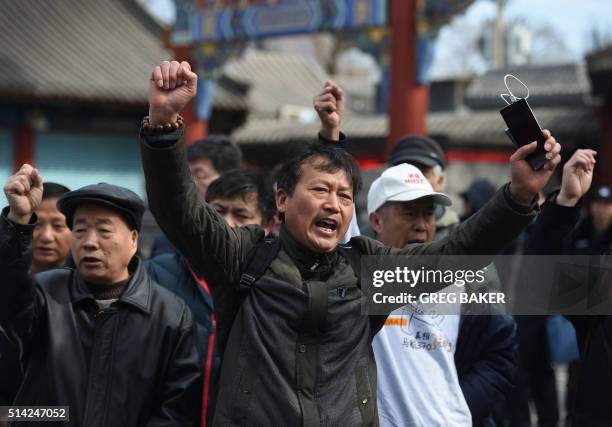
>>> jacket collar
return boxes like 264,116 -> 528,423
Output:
279,224 -> 338,276
72,257 -> 152,314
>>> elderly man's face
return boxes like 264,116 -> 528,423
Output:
370,197 -> 436,248
277,157 -> 354,253
71,204 -> 138,284
32,197 -> 71,273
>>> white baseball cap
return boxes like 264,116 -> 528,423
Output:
367,164 -> 452,215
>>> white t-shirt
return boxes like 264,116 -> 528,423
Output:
373,288 -> 471,427
342,205 -> 361,243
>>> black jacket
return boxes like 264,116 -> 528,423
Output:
569,216 -> 612,256
0,210 -> 202,427
524,199 -> 612,426
145,252 -> 220,424
0,329 -> 20,404
141,127 -> 537,426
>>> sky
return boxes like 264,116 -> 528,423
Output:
446,0 -> 612,58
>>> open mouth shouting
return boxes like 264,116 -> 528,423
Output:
315,218 -> 338,235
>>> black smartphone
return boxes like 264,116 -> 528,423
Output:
500,98 -> 547,170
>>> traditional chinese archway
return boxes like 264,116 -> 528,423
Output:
170,0 -> 474,155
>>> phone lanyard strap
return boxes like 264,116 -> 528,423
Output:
500,74 -> 530,105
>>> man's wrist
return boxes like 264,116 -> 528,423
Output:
319,126 -> 340,142
556,191 -> 580,207
7,209 -> 32,225
508,182 -> 535,205
148,108 -> 179,127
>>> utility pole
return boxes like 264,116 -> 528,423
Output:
493,0 -> 505,68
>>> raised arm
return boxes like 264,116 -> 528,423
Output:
520,149 -> 596,334
314,81 -> 361,241
524,148 -> 596,255
140,61 -> 263,288
0,165 -> 46,351
400,131 -> 562,257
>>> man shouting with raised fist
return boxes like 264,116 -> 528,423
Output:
0,165 -> 201,426
140,61 -> 561,426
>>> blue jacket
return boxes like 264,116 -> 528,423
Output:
455,310 -> 517,427
145,252 -> 220,423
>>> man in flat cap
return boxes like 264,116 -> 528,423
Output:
0,165 -> 201,427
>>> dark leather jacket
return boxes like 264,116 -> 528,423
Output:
141,127 -> 537,426
145,252 -> 220,424
0,210 -> 202,427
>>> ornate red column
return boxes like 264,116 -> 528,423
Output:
388,0 -> 429,156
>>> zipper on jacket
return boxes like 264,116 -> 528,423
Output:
82,306 -> 120,426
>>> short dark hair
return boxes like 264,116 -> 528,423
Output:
206,169 -> 276,225
275,143 -> 362,213
187,134 -> 242,173
43,182 -> 70,200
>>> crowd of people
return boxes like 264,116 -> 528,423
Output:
0,60 -> 609,427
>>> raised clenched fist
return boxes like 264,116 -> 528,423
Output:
3,164 -> 44,224
148,60 -> 198,126
313,80 -> 344,141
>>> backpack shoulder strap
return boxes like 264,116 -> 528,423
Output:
338,242 -> 361,280
238,237 -> 281,295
